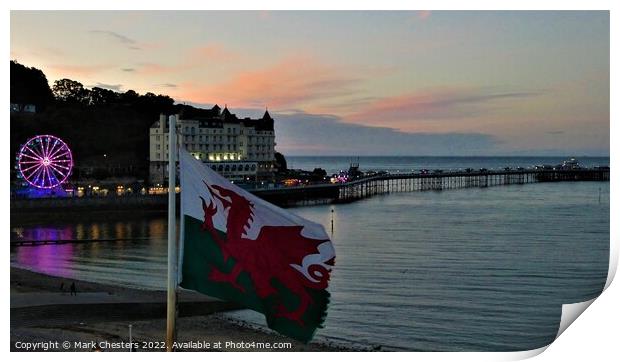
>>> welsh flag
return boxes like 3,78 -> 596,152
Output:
178,149 -> 336,342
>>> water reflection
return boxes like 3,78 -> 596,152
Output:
13,226 -> 75,242
15,243 -> 76,278
10,216 -> 172,290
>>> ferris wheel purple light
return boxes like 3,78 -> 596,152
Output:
17,135 -> 73,189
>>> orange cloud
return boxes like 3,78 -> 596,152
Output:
175,55 -> 360,108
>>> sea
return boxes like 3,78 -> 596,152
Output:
10,156 -> 610,351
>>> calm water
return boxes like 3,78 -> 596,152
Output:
10,168 -> 609,351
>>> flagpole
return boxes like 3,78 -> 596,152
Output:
166,114 -> 178,351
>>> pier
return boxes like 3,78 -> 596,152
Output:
254,168 -> 609,206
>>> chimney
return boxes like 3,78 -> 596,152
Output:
159,113 -> 166,131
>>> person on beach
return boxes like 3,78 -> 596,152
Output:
70,282 -> 76,296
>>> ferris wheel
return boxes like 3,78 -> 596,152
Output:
17,135 -> 74,189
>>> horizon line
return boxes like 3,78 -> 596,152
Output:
282,154 -> 610,158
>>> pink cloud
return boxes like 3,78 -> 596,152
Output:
175,55 -> 360,108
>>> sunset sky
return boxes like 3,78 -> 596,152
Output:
10,11 -> 609,156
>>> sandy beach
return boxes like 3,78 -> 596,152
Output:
10,267 -> 352,351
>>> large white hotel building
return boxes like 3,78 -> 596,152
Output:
149,105 -> 277,183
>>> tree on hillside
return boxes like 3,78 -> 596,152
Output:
53,78 -> 90,104
89,87 -> 119,105
134,92 -> 175,115
121,89 -> 140,104
10,60 -> 54,111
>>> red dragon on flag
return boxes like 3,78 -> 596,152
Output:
179,150 -> 336,342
